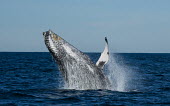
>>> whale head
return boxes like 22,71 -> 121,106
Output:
43,30 -> 80,81
43,30 -> 66,62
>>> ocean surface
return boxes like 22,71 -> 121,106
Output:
0,52 -> 169,105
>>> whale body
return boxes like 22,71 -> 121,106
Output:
43,30 -> 111,90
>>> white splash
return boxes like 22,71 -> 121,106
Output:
106,53 -> 131,92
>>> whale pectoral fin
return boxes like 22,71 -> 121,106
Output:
96,37 -> 109,69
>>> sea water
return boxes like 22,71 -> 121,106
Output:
0,52 -> 169,105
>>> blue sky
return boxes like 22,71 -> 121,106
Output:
0,0 -> 170,52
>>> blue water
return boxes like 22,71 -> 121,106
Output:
0,52 -> 169,105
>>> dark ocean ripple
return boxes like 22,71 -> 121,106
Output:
0,52 -> 170,105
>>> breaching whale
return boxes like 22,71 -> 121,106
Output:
43,30 -> 111,90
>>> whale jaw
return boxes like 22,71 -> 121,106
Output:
43,30 -> 111,90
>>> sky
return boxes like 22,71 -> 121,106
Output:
0,0 -> 170,53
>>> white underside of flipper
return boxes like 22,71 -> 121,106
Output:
96,37 -> 109,69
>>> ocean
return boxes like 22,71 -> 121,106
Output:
0,52 -> 169,105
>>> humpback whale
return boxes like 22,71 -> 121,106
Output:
43,30 -> 111,90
